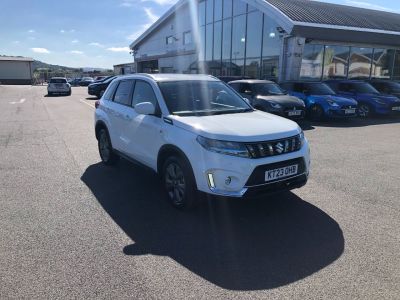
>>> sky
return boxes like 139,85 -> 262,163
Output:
0,0 -> 399,69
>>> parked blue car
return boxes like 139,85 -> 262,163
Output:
325,80 -> 400,117
280,81 -> 358,120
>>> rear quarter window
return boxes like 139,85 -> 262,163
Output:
103,81 -> 119,101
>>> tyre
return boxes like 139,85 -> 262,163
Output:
358,103 -> 373,118
98,128 -> 119,166
47,92 -> 52,96
309,104 -> 324,121
67,90 -> 71,96
162,155 -> 196,209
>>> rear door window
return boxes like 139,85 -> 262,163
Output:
103,81 -> 119,101
113,80 -> 134,106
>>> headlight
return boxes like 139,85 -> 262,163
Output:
372,98 -> 387,105
299,130 -> 305,148
327,99 -> 339,107
269,102 -> 282,109
196,136 -> 250,158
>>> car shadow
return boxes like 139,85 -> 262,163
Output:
86,97 -> 98,100
81,161 -> 344,291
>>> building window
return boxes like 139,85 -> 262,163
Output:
214,0 -> 223,21
300,44 -> 324,80
205,23 -> 213,61
206,0 -> 214,24
198,0 -> 206,26
166,36 -> 174,45
393,50 -> 400,80
323,45 -> 350,79
223,0 -> 232,19
245,11 -> 263,78
262,17 -> 280,80
233,1 -> 247,16
349,47 -> 374,79
183,31 -> 192,45
213,21 -> 222,61
372,49 -> 395,79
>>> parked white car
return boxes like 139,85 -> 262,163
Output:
47,77 -> 71,96
94,74 -> 310,209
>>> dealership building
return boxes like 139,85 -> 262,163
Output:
0,56 -> 33,84
130,0 -> 400,82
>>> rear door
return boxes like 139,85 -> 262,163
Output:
107,80 -> 135,151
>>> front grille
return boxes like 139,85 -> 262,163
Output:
245,135 -> 302,159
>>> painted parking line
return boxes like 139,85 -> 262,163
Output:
79,99 -> 95,109
10,98 -> 26,104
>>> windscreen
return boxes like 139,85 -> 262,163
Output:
254,83 -> 286,96
50,78 -> 67,83
158,80 -> 252,116
352,82 -> 380,94
306,83 -> 336,95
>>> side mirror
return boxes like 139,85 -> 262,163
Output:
135,102 -> 155,115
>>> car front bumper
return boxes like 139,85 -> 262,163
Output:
191,139 -> 311,198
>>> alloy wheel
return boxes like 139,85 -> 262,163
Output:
164,162 -> 186,206
99,131 -> 111,162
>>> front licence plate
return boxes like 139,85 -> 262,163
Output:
265,164 -> 298,182
288,110 -> 302,116
392,106 -> 400,111
345,108 -> 356,114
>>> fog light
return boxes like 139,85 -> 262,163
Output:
225,176 -> 232,185
207,173 -> 215,188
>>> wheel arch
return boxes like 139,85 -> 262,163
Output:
157,144 -> 193,175
95,120 -> 108,140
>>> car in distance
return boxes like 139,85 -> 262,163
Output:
228,80 -> 306,120
94,74 -> 310,209
88,76 -> 117,98
325,80 -> 400,117
94,76 -> 108,81
280,81 -> 358,120
47,77 -> 71,96
69,78 -> 81,86
79,77 -> 94,86
367,79 -> 400,99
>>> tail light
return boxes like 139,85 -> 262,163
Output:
95,100 -> 100,109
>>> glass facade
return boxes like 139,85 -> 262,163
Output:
196,0 -> 281,79
196,0 -> 400,80
301,44 -> 400,80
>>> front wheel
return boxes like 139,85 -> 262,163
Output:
162,156 -> 196,209
98,129 -> 119,165
358,103 -> 373,118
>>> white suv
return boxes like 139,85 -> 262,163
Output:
94,74 -> 310,209
47,77 -> 71,96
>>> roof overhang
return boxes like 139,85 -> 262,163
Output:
292,22 -> 400,48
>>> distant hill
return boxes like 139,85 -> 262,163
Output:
32,60 -> 111,72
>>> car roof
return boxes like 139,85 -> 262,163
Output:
117,73 -> 220,82
51,77 -> 66,79
228,79 -> 275,84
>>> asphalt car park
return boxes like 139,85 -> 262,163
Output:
0,85 -> 399,298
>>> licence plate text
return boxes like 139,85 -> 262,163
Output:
265,164 -> 298,182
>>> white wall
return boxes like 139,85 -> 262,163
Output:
0,61 -> 32,80
135,3 -> 196,60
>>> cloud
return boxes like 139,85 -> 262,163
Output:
71,40 -> 79,43
70,50 -> 84,54
12,41 -> 20,44
106,47 -> 131,52
89,42 -> 104,47
28,29 -> 35,33
127,7 -> 159,41
141,0 -> 175,5
344,1 -> 396,12
60,29 -> 65,33
31,48 -> 50,54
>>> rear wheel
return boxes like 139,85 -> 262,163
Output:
358,103 -> 373,118
98,128 -> 119,165
162,156 -> 196,209
309,104 -> 324,121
